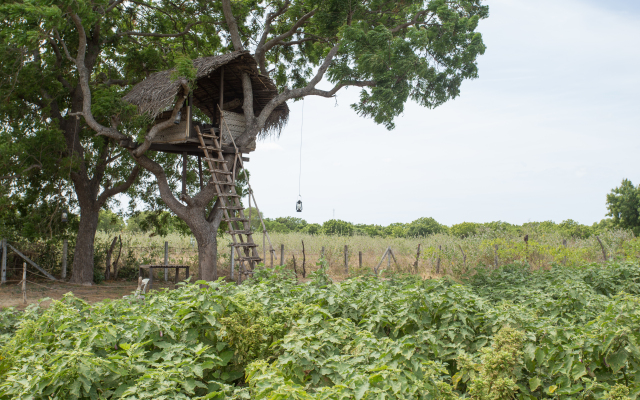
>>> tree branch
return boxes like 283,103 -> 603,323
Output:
133,155 -> 188,219
389,10 -> 430,33
116,21 -> 203,38
221,0 -> 243,50
68,11 -> 127,141
0,164 -> 42,181
97,165 -> 141,206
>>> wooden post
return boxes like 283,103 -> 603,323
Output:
458,244 -> 467,269
280,244 -> 284,267
344,245 -> 349,275
270,249 -> 273,268
436,245 -> 441,274
164,241 -> 168,282
22,262 -> 26,304
302,240 -> 306,278
596,235 -> 607,262
263,233 -> 266,263
61,238 -> 68,279
562,239 -> 567,265
374,247 -> 390,275
413,244 -> 421,271
198,156 -> 203,190
494,244 -> 499,268
182,152 -> 187,197
292,254 -> 297,276
230,244 -> 235,280
1,238 -> 6,284
359,251 -> 363,268
321,246 -> 325,259
387,247 -> 391,270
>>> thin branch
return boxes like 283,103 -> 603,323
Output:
97,165 -> 141,206
52,28 -> 75,63
115,21 -> 203,38
0,164 -> 42,181
221,0 -> 243,50
104,0 -> 125,14
389,10 -> 430,33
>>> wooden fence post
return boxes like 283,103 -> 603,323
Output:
230,244 -> 235,280
413,244 -> 421,271
1,238 -> 6,284
436,245 -> 441,274
359,251 -> 362,268
387,247 -> 391,270
164,241 -> 168,282
302,240 -> 307,278
562,239 -> 567,265
458,244 -> 467,269
270,249 -> 274,268
321,246 -> 325,259
61,238 -> 68,280
22,262 -> 27,304
344,245 -> 349,275
281,244 -> 284,267
596,236 -> 608,262
494,244 -> 499,268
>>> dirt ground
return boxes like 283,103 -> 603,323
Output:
0,280 -> 181,310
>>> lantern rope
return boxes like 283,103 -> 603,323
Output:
297,99 -> 304,198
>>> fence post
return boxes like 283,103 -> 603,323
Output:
359,251 -> 362,268
61,239 -> 68,279
321,246 -> 325,259
22,262 -> 27,304
387,247 -> 391,270
494,244 -> 499,268
164,241 -> 168,282
414,244 -> 421,271
596,235 -> 607,262
344,245 -> 349,275
1,238 -> 6,284
230,244 -> 235,280
270,249 -> 274,268
562,239 -> 567,265
436,245 -> 441,274
281,244 -> 284,267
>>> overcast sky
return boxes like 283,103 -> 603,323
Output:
245,0 -> 640,227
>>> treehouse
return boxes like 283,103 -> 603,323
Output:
123,50 -> 289,156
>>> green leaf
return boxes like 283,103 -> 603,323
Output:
606,349 -> 628,373
529,377 -> 541,392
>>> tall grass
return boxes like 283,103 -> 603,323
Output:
96,227 -> 638,281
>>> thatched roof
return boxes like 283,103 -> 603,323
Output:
123,50 -> 289,135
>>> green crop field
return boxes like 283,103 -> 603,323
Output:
1,261 -> 639,399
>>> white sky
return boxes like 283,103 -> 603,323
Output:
246,0 -> 640,226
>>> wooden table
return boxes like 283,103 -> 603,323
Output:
139,264 -> 190,290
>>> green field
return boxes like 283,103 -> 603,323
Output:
1,261 -> 639,399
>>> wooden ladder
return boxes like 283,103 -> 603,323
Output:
195,126 -> 261,276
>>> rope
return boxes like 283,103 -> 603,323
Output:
298,99 -> 304,198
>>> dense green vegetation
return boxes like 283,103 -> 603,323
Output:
1,261 -> 639,399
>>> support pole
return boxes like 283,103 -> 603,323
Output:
344,245 -> 349,275
61,239 -> 68,279
281,244 -> 284,267
1,238 -> 6,284
387,247 -> 391,270
164,241 -> 168,282
230,244 -> 235,280
321,246 -> 325,259
198,156 -> 203,190
359,251 -> 363,268
182,152 -> 187,198
22,262 -> 26,304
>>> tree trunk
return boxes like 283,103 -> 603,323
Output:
195,232 -> 218,282
70,206 -> 99,285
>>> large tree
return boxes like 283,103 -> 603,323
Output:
2,0 -> 488,282
0,0 -> 223,283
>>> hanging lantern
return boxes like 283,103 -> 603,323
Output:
174,110 -> 182,125
61,210 -> 68,223
296,199 -> 303,213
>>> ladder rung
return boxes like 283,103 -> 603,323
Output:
199,145 -> 222,151
213,181 -> 236,186
221,206 -> 244,210
216,193 -> 239,197
209,170 -> 232,175
231,243 -> 258,248
237,257 -> 262,261
200,133 -> 220,138
204,158 -> 227,163
229,230 -> 253,235
226,217 -> 249,222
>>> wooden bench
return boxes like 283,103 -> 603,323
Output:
139,264 -> 190,290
